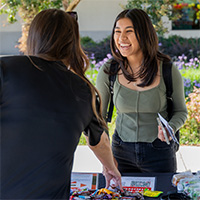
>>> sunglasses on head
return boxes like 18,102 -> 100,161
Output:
67,11 -> 78,21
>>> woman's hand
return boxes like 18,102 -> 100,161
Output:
157,125 -> 172,142
86,132 -> 123,191
103,166 -> 123,191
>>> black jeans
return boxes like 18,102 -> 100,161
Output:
112,131 -> 177,173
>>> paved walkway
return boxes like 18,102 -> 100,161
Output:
72,145 -> 200,173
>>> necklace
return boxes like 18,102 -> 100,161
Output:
129,61 -> 144,87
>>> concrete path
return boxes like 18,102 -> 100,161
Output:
72,145 -> 200,173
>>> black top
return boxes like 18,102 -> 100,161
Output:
0,56 -> 104,199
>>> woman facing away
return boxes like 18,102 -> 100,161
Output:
0,9 -> 122,199
96,8 -> 188,174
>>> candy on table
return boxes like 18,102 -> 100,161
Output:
70,186 -> 145,199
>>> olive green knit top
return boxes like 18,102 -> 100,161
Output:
96,60 -> 188,143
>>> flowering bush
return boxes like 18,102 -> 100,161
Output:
85,53 -> 113,86
125,0 -> 179,36
180,87 -> 200,145
86,53 -> 200,97
174,54 -> 200,96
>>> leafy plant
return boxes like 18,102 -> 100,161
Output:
81,36 -> 111,63
81,35 -> 200,63
0,0 -> 81,53
159,36 -> 200,60
124,0 -> 180,36
180,87 -> 200,145
81,36 -> 97,49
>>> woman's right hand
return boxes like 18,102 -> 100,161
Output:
103,166 -> 123,191
86,131 -> 123,191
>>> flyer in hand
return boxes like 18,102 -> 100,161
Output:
158,113 -> 179,145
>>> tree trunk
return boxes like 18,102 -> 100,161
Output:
64,0 -> 81,11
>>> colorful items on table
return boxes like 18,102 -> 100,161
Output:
172,170 -> 200,200
70,186 -> 144,200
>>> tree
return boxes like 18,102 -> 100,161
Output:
123,0 -> 181,36
0,0 -> 81,53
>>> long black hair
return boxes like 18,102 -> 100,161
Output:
110,8 -> 171,87
27,9 -> 107,129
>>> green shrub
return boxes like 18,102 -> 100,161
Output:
159,35 -> 200,60
81,35 -> 200,62
81,36 -> 111,62
81,36 -> 96,48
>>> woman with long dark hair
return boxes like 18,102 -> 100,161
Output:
0,9 -> 122,199
96,8 -> 187,173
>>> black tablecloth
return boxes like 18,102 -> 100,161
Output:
98,172 -> 177,200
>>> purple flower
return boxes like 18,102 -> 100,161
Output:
175,61 -> 184,70
95,63 -> 101,68
186,91 -> 190,96
196,83 -> 200,87
99,61 -> 105,66
189,58 -> 195,64
107,53 -> 112,59
103,58 -> 109,63
91,60 -> 96,65
90,53 -> 95,60
193,80 -> 200,88
178,56 -> 183,60
184,78 -> 191,87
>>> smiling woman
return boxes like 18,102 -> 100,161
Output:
96,8 -> 188,174
114,18 -> 142,63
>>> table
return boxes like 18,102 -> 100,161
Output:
98,172 -> 177,200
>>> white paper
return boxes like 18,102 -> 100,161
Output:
111,176 -> 155,193
71,172 -> 98,190
158,113 -> 179,145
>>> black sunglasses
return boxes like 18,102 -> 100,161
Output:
67,11 -> 78,21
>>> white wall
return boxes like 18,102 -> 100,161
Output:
75,0 -> 127,41
0,13 -> 23,55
